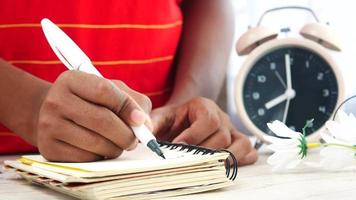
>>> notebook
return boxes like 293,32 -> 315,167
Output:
4,141 -> 238,200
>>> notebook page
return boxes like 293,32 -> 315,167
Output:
20,143 -> 229,177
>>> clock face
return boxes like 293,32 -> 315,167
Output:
243,46 -> 339,136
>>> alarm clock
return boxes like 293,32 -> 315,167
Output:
234,6 -> 345,142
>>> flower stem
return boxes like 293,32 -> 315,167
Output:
307,142 -> 356,151
307,143 -> 322,149
322,143 -> 356,150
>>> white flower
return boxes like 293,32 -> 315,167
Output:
324,110 -> 356,143
264,120 -> 309,171
320,110 -> 356,170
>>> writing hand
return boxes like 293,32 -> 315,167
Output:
36,71 -> 152,162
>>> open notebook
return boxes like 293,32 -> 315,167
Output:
4,141 -> 238,200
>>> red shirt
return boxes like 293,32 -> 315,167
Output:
0,0 -> 183,154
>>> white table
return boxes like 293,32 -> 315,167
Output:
1,152 -> 356,200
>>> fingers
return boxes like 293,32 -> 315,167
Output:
38,139 -> 102,162
111,80 -> 152,114
200,127 -> 232,149
150,106 -> 176,140
50,118 -> 124,159
155,97 -> 257,166
36,71 -> 153,162
111,80 -> 153,129
60,71 -> 151,127
200,112 -> 233,149
239,148 -> 258,165
43,91 -> 138,150
227,130 -> 258,166
172,108 -> 220,144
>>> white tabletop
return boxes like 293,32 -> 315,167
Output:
1,152 -> 356,200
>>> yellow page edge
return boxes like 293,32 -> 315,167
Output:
18,157 -> 91,172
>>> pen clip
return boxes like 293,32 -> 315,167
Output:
54,46 -> 79,71
41,18 -> 91,72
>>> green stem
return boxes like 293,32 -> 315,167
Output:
307,142 -> 356,151
322,143 -> 356,150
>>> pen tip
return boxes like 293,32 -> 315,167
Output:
160,154 -> 166,160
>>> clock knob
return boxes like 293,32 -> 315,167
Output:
300,23 -> 341,51
236,26 -> 278,56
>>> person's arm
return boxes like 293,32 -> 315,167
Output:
167,0 -> 234,105
0,59 -> 152,162
151,0 -> 257,165
0,58 -> 50,145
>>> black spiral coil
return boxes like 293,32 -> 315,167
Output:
158,140 -> 238,181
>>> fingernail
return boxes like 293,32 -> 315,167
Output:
145,121 -> 154,132
173,138 -> 187,144
131,109 -> 145,125
127,139 -> 139,151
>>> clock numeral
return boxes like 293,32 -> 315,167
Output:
319,106 -> 326,113
317,72 -> 324,81
257,75 -> 266,83
257,108 -> 265,116
322,89 -> 330,97
305,61 -> 310,68
270,62 -> 276,70
252,92 -> 260,100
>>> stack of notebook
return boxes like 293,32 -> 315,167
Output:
4,142 -> 237,200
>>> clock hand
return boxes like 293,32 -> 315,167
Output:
282,97 -> 291,123
281,53 -> 295,123
275,71 -> 287,89
265,89 -> 295,110
266,62 -> 294,110
265,93 -> 288,110
285,54 -> 292,90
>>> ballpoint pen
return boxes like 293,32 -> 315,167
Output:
41,18 -> 165,159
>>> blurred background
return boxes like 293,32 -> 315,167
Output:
227,0 -> 356,135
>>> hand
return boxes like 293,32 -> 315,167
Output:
36,71 -> 152,162
150,97 -> 257,166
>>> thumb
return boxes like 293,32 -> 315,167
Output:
111,86 -> 151,128
110,80 -> 153,128
150,107 -> 175,139
150,108 -> 168,134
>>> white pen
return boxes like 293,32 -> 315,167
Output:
41,18 -> 165,159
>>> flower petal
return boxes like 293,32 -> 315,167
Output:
267,148 -> 300,165
269,151 -> 302,171
336,110 -> 349,123
320,132 -> 348,145
267,121 -> 301,139
325,121 -> 356,144
285,159 -> 302,169
267,140 -> 300,151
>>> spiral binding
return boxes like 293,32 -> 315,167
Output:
158,140 -> 238,181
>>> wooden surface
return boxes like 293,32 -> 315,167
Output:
1,152 -> 356,200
